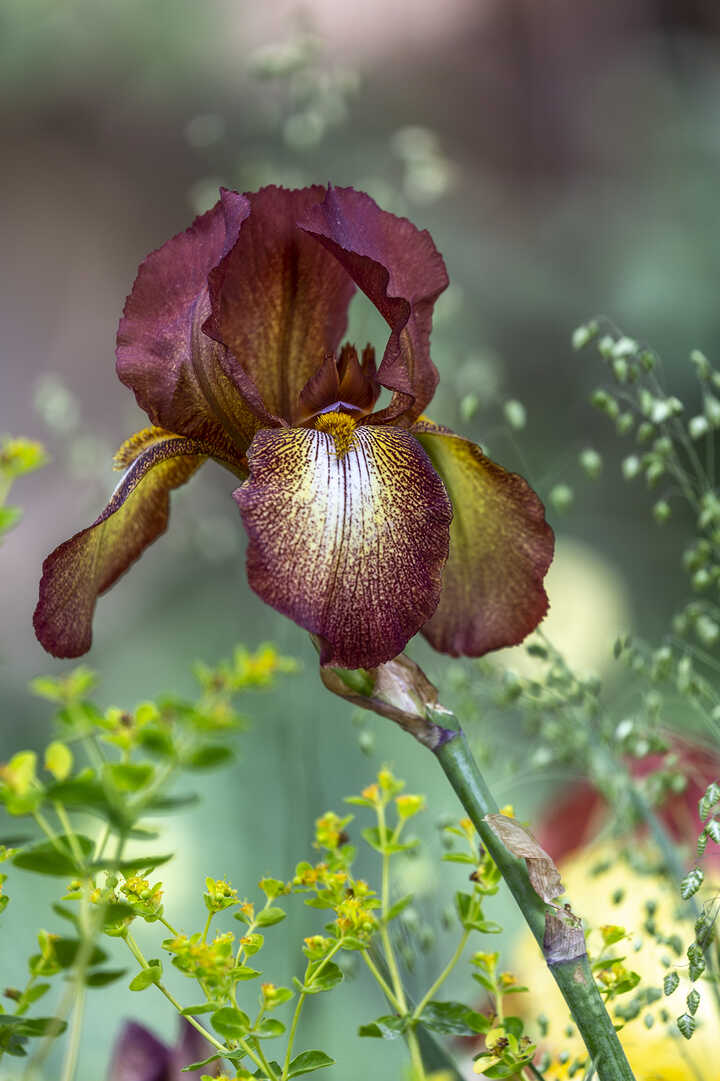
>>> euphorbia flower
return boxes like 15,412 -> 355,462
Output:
34,185 -> 553,668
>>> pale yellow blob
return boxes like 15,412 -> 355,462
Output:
315,410 -> 357,458
510,841 -> 719,1081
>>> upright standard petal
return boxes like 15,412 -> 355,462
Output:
299,186 -> 449,425
414,426 -> 554,656
204,185 -> 357,422
106,1020 -> 170,1081
235,419 -> 452,669
117,190 -> 272,458
34,430 -> 216,658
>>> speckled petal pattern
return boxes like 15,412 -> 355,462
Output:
235,424 -> 453,669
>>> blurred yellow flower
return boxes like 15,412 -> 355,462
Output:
511,841 -> 718,1081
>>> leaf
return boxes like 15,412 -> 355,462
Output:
357,1015 -> 407,1039
85,968 -> 128,987
484,814 -> 564,902
129,964 -> 162,990
677,1012 -> 697,1040
441,852 -> 477,865
287,1050 -> 335,1076
680,868 -> 704,900
12,836 -> 94,876
92,853 -> 173,874
181,1054 -> 223,1072
49,938 -> 107,969
385,895 -> 414,922
255,907 -> 287,927
211,1007 -> 251,1039
0,1015 -> 68,1037
254,1018 -> 285,1039
418,1001 -> 490,1036
306,962 -> 343,994
146,792 -> 200,814
180,1003 -> 223,1016
184,745 -> 234,770
46,775 -> 125,826
687,988 -> 701,1016
664,972 -> 680,996
104,762 -> 155,793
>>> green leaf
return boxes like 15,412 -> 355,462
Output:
20,983 -> 50,1005
358,1015 -> 407,1039
254,1018 -> 285,1039
104,763 -> 155,793
129,964 -> 162,990
211,1006 -> 250,1039
680,868 -> 704,900
93,853 -> 173,874
306,962 -> 343,994
255,906 -> 287,927
146,792 -> 200,814
687,988 -> 701,1016
136,727 -> 175,758
231,966 -> 262,982
441,852 -> 477,865
85,968 -> 127,987
0,506 -> 22,532
385,895 -> 414,922
184,745 -> 234,770
49,938 -> 108,969
0,1015 -> 68,1037
677,1012 -> 697,1040
664,972 -> 680,996
46,776 -> 125,827
101,902 -> 136,928
180,1003 -> 224,1016
287,1050 -> 335,1076
12,836 -> 93,876
181,1054 -> 223,1072
418,1001 -> 490,1036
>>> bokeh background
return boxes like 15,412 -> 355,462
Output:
4,1 -> 720,1077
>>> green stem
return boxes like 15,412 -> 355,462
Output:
122,933 -> 231,1057
412,928 -> 470,1022
282,940 -> 344,1079
361,950 -> 403,1012
432,714 -> 636,1081
201,910 -> 213,944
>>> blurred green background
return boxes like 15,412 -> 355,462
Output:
3,1 -> 720,1076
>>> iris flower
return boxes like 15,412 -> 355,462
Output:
107,1018 -> 217,1080
34,185 -> 553,669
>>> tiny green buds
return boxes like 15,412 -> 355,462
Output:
204,877 -> 239,914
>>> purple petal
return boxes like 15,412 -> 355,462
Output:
299,186 -> 449,425
116,190 -> 273,458
34,429 -> 213,657
203,185 -> 357,422
235,418 -> 452,668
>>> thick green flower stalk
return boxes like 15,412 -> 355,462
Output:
324,657 -> 637,1081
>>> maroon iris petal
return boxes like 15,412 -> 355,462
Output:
298,185 -> 449,425
235,420 -> 452,669
414,424 -> 554,657
203,185 -> 357,423
107,1021 -> 171,1081
34,431 -> 211,658
116,190 -> 273,458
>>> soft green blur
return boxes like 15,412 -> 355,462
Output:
3,2 -> 720,1077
